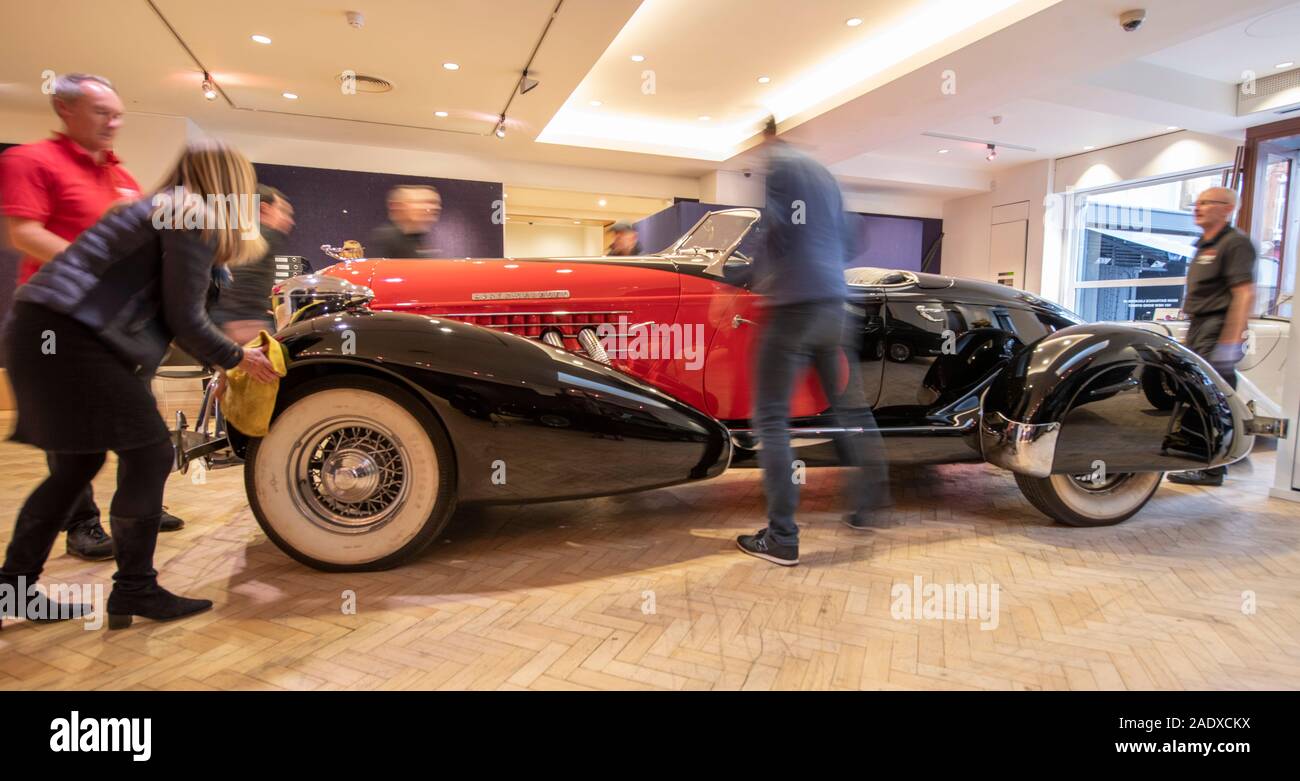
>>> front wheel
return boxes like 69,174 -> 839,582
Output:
245,375 -> 457,571
1014,471 -> 1162,527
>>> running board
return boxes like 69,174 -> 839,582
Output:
729,421 -> 975,451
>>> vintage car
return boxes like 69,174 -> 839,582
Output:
233,208 -> 1271,571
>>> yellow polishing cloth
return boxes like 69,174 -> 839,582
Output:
221,331 -> 287,437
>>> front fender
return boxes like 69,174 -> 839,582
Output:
980,324 -> 1253,476
249,310 -> 731,504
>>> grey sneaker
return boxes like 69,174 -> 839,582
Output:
736,528 -> 798,566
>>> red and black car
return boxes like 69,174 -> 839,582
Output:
233,208 -> 1258,571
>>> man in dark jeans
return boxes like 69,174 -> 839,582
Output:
1168,186 -> 1257,487
735,118 -> 890,567
0,73 -> 185,560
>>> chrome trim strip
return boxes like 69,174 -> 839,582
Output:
978,411 -> 1060,477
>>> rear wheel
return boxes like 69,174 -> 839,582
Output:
245,376 -> 456,571
1015,471 -> 1162,527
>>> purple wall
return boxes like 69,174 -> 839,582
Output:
253,163 -> 504,271
635,200 -> 942,273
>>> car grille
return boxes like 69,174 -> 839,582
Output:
438,310 -> 633,353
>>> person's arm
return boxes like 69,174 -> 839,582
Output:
0,150 -> 62,264
6,218 -> 69,262
1221,281 -> 1254,346
160,228 -> 252,371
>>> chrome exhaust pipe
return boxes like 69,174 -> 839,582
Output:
578,328 -> 610,364
541,330 -> 565,348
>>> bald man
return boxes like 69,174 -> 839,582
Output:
367,185 -> 442,259
1168,186 -> 1257,487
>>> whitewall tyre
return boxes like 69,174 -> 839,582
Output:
1015,471 -> 1162,527
245,376 -> 456,571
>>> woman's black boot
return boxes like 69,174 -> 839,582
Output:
106,515 -> 211,630
1,512 -> 92,628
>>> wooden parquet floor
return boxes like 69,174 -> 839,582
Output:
1,411 -> 1298,690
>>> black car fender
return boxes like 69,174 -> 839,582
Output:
233,310 -> 731,504
979,323 -> 1253,477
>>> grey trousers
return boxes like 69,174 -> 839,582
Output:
754,301 -> 890,546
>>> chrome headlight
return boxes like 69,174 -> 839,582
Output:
271,274 -> 375,331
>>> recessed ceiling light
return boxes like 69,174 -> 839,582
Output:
1084,145 -> 1096,150
589,100 -> 602,107
937,148 -> 949,154
282,92 -> 298,100
1276,61 -> 1295,69
846,17 -> 863,27
598,198 -> 607,207
442,62 -> 460,71
434,111 -> 448,117
1166,125 -> 1179,131
572,221 -> 581,224
630,54 -> 645,62
698,115 -> 711,121
757,76 -> 771,84
251,34 -> 272,44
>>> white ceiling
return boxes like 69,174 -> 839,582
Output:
1141,2 -> 1300,83
1,0 -> 1297,207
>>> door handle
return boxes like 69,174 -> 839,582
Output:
916,305 -> 946,323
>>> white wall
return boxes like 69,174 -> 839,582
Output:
940,160 -> 1052,291
1053,131 -> 1240,193
504,222 -> 604,258
843,189 -> 946,219
0,107 -> 192,190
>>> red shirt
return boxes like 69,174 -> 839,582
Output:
0,133 -> 141,285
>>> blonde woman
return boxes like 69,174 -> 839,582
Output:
1,141 -> 278,630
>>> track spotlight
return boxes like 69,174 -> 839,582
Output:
495,115 -> 507,139
201,72 -> 217,101
986,143 -> 997,161
519,71 -> 540,95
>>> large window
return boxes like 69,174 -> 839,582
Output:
1064,169 -> 1228,322
1247,139 -> 1297,319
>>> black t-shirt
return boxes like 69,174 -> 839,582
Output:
366,221 -> 438,259
1183,225 -> 1256,316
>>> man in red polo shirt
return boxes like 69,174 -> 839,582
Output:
1,73 -> 184,560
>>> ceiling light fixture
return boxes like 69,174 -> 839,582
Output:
985,143 -> 997,161
938,148 -> 950,154
251,34 -> 272,44
434,111 -> 448,117
1276,61 -> 1295,69
495,115 -> 507,138
598,199 -> 607,207
443,62 -> 460,71
757,76 -> 771,84
1166,125 -> 1179,131
846,17 -> 863,27
630,54 -> 645,62
1083,145 -> 1096,150
201,72 -> 217,101
282,92 -> 298,100
519,71 -> 540,95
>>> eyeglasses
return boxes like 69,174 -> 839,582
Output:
1194,199 -> 1232,207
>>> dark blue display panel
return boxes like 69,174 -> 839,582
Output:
252,163 -> 504,271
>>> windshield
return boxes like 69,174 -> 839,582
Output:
675,209 -> 760,257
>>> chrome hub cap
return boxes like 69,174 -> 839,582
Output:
292,420 -> 410,533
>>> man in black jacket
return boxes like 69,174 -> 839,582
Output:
210,186 -> 295,344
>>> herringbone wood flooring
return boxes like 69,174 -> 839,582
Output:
2,411 -> 1298,690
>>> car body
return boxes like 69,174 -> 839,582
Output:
236,209 -> 1264,571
